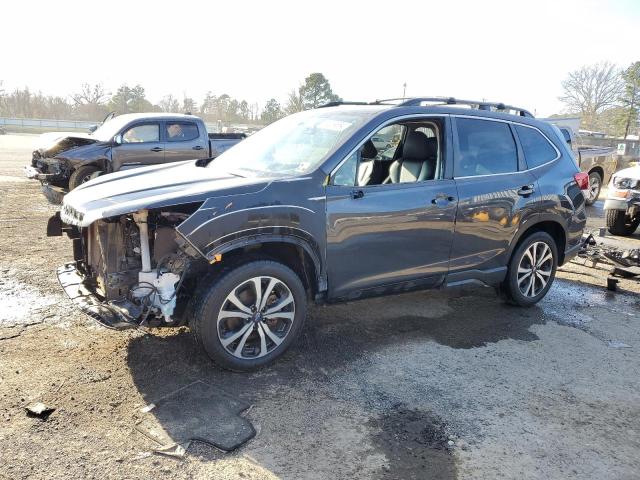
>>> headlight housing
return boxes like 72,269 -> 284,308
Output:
612,177 -> 640,189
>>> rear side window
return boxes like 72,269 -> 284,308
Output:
166,122 -> 199,142
455,118 -> 518,177
515,125 -> 558,168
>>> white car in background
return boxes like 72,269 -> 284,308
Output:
604,165 -> 640,235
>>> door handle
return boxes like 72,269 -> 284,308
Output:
192,145 -> 204,150
351,189 -> 364,199
150,147 -> 164,152
517,184 -> 535,196
431,194 -> 455,207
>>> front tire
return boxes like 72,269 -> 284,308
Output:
606,209 -> 640,236
503,231 -> 558,307
68,165 -> 101,190
190,260 -> 307,371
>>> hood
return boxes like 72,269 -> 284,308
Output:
60,160 -> 272,226
35,131 -> 99,158
611,165 -> 640,181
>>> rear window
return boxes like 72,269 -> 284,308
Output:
166,122 -> 199,142
455,118 -> 518,177
515,125 -> 558,168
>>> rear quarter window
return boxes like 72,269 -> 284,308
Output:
515,125 -> 558,169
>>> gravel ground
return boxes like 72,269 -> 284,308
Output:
0,134 -> 639,480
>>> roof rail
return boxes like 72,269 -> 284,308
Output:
318,97 -> 534,118
376,97 -> 534,118
318,101 -> 371,108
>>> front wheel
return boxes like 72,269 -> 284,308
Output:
503,231 -> 558,307
190,260 -> 307,371
68,165 -> 102,190
606,209 -> 640,236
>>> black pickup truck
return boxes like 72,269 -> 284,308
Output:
25,113 -> 245,203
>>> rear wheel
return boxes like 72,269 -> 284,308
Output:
503,231 -> 558,307
606,209 -> 640,236
190,260 -> 307,371
68,165 -> 101,190
585,171 -> 602,206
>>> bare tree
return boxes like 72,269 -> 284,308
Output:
182,95 -> 197,114
560,62 -> 623,130
159,94 -> 180,113
71,83 -> 109,107
70,83 -> 110,120
285,88 -> 304,114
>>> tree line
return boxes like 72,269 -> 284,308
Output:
558,61 -> 640,138
0,73 -> 340,126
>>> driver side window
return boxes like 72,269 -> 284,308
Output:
332,120 -> 442,187
122,124 -> 160,144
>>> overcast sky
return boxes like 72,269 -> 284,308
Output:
3,0 -> 639,116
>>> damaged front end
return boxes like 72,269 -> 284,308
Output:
25,133 -> 103,203
51,205 -> 205,330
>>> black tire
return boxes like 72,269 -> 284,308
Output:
585,171 -> 602,206
502,231 -> 558,307
606,209 -> 640,236
190,260 -> 307,371
68,165 -> 101,190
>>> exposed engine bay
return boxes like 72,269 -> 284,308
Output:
57,206 -> 205,328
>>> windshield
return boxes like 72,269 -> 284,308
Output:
211,109 -> 372,176
90,115 -> 134,142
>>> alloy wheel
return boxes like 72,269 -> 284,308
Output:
587,173 -> 601,202
517,241 -> 553,298
217,276 -> 295,359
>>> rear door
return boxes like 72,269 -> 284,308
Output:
163,120 -> 208,162
111,122 -> 163,170
448,116 -> 540,281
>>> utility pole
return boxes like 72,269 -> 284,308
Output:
402,82 -> 407,99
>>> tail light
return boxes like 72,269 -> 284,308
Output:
574,172 -> 589,190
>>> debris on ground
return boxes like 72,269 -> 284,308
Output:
25,402 -> 55,419
135,380 -> 255,453
575,233 -> 640,286
153,442 -> 190,459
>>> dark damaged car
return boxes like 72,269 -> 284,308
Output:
25,113 -> 245,203
49,98 -> 588,371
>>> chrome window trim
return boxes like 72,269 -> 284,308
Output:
452,114 -> 561,179
329,113 -> 447,184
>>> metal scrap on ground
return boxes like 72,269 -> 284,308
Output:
575,233 -> 640,289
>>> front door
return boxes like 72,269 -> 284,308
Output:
325,116 -> 457,300
111,122 -> 163,171
326,180 -> 458,299
163,120 -> 208,162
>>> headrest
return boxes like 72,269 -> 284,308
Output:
403,131 -> 437,161
361,139 -> 378,160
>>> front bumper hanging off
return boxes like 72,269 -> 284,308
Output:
24,165 -> 67,204
57,263 -> 140,330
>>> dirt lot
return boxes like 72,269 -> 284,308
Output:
1,133 -> 639,480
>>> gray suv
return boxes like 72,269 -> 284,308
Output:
50,97 -> 588,371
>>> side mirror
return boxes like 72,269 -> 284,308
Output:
88,125 -> 97,133
114,134 -> 123,145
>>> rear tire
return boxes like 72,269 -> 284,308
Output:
585,171 -> 602,206
190,260 -> 307,371
68,165 -> 101,190
606,209 -> 640,236
503,231 -> 558,307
